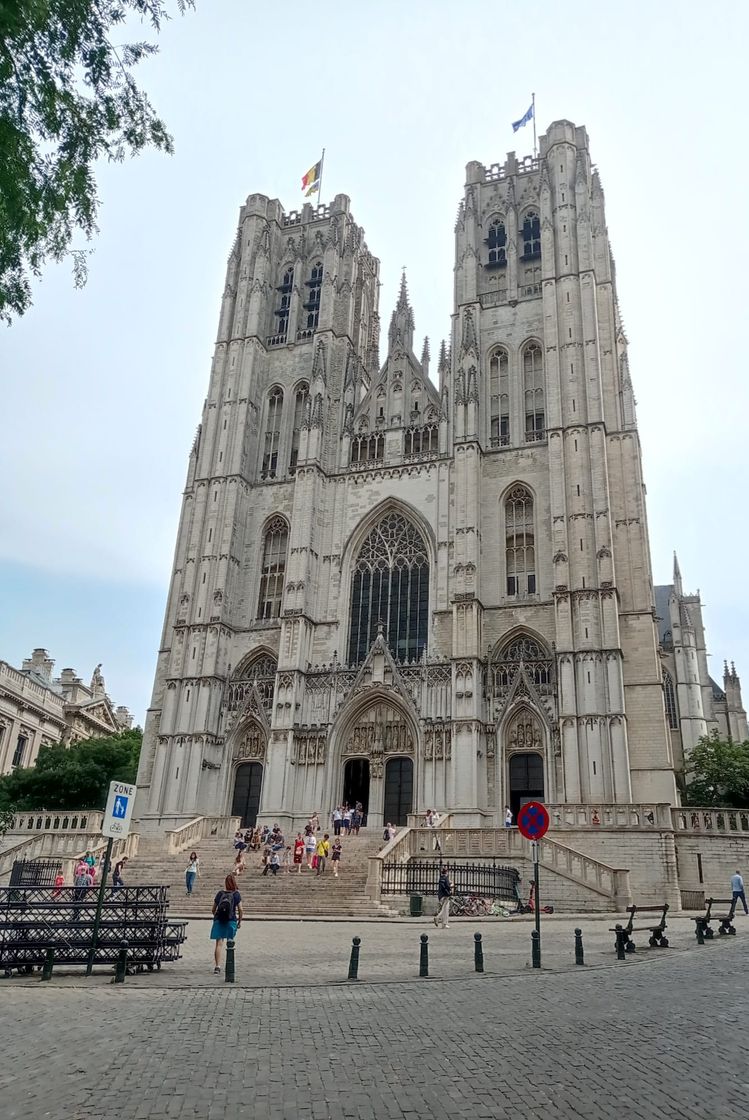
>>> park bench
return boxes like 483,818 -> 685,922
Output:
693,897 -> 737,942
611,902 -> 669,954
0,885 -> 186,977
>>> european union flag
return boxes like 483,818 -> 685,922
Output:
512,103 -> 534,133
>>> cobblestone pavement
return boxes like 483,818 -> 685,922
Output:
1,929 -> 748,1120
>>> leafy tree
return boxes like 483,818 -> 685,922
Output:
684,730 -> 749,808
0,0 -> 193,323
0,728 -> 142,811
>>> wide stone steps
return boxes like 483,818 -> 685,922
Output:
129,834 -> 394,919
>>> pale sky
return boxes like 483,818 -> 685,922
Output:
1,0 -> 747,723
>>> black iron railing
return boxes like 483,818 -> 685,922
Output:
382,860 -> 520,900
10,859 -> 62,887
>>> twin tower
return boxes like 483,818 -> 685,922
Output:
136,120 -> 678,834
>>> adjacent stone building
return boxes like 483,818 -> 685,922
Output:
0,649 -> 133,774
136,119 -> 745,836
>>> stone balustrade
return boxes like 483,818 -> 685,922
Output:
8,810 -> 104,834
671,807 -> 749,835
545,803 -> 672,829
164,815 -> 241,854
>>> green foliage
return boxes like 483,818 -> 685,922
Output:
684,730 -> 749,808
0,728 -> 142,812
0,0 -> 193,322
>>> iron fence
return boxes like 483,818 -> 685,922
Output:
382,860 -> 520,900
10,859 -> 62,887
0,885 -> 185,974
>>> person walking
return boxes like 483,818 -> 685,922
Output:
315,833 -> 331,876
185,851 -> 200,895
331,838 -> 342,878
293,833 -> 305,873
210,874 -> 242,974
731,870 -> 749,914
434,865 -> 452,929
111,856 -> 128,891
232,850 -> 246,877
304,828 -> 316,870
332,806 -> 342,837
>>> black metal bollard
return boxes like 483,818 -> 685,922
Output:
114,940 -> 128,984
474,932 -> 484,973
348,936 -> 361,981
574,928 -> 585,966
41,948 -> 55,981
419,933 -> 429,977
614,925 -> 627,961
225,938 -> 236,983
695,921 -> 705,946
531,929 -> 541,969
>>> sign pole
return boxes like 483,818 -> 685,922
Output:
86,834 -> 113,976
532,839 -> 541,941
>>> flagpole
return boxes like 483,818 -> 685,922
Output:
316,148 -> 326,209
532,93 -> 537,158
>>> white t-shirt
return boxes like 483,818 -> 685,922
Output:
305,834 -> 316,851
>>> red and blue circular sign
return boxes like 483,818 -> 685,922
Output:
517,801 -> 550,841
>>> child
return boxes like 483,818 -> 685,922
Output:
282,845 -> 292,873
293,833 -> 305,874
269,849 -> 281,876
331,838 -> 342,878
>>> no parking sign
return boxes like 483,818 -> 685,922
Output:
517,801 -> 550,841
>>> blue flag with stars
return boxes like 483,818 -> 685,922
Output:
512,103 -> 534,133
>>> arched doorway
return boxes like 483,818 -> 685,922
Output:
232,763 -> 263,828
509,752 -> 544,819
343,758 -> 370,817
384,757 -> 413,826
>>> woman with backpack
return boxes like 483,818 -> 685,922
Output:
210,874 -> 243,974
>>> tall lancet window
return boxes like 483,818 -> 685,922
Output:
348,512 -> 429,665
663,670 -> 678,730
505,485 -> 536,596
261,388 -> 284,479
486,219 -> 507,266
520,210 -> 541,259
256,516 -> 288,620
273,268 -> 294,343
304,261 -> 323,331
289,381 -> 309,472
523,343 -> 545,442
489,348 -> 510,447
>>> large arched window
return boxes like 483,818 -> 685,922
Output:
256,517 -> 288,620
289,381 -> 309,472
348,511 -> 429,665
304,261 -> 323,331
505,485 -> 536,597
523,343 -> 545,442
261,388 -> 284,479
227,653 -> 277,713
489,348 -> 510,447
663,670 -> 678,730
486,218 -> 507,266
520,210 -> 541,259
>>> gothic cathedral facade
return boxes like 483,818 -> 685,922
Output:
137,119 -> 690,833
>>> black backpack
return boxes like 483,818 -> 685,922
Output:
216,892 -> 233,922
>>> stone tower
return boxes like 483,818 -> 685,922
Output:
137,121 -> 690,835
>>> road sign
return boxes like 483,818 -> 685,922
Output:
517,800 -> 550,841
103,780 -> 137,839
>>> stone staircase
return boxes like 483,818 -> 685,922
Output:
129,831 -> 396,919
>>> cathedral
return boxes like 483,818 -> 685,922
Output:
135,119 -> 746,835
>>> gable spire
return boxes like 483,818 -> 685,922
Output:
388,268 -> 415,355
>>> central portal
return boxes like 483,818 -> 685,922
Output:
343,758 -> 370,816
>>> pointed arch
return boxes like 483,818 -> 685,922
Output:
290,380 -> 310,472
502,483 -> 536,597
663,669 -> 678,730
272,265 -> 294,343
346,508 -> 430,666
520,209 -> 541,260
304,260 -> 323,331
522,342 -> 545,443
485,215 -> 507,267
488,346 -> 510,447
256,515 -> 289,621
261,386 -> 284,479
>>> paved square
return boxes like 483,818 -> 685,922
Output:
0,919 -> 747,1119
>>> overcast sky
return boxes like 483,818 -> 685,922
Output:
1,0 -> 747,723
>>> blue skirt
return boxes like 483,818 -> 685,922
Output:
210,918 -> 238,941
